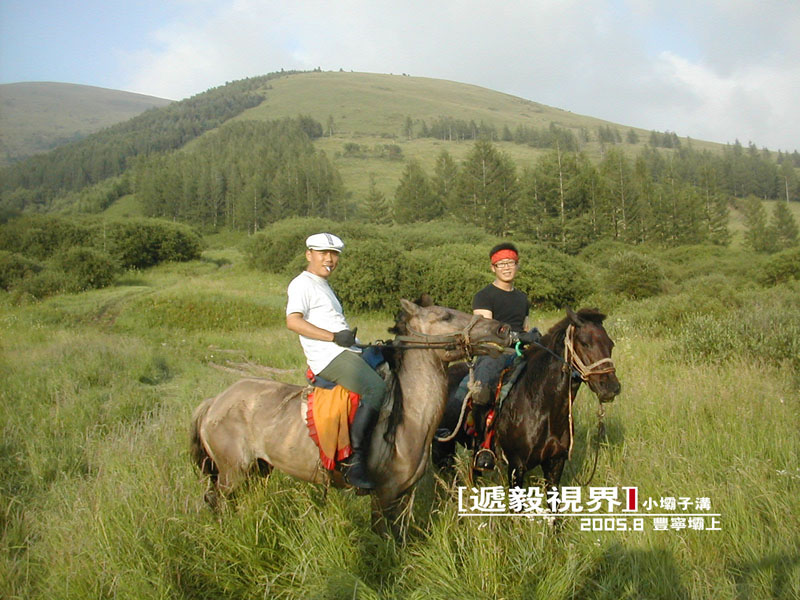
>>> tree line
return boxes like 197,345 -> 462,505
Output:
0,71 -> 306,213
134,118 -> 348,233
385,141 -> 799,253
99,116 -> 800,254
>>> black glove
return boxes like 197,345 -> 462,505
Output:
333,328 -> 357,347
516,328 -> 542,346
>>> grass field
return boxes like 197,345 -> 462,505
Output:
1,239 -> 799,599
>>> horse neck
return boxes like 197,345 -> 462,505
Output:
521,333 -> 578,414
393,348 -> 448,453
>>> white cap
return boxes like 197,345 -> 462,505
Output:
305,232 -> 344,253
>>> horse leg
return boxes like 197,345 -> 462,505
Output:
542,456 -> 566,490
542,456 -> 567,529
372,493 -> 414,543
432,438 -> 457,471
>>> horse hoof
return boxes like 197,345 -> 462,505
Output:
474,449 -> 496,471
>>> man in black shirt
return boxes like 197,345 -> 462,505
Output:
460,242 -> 540,468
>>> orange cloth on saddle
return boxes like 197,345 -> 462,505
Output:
306,385 -> 360,470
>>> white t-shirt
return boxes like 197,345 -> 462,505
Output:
286,270 -> 359,374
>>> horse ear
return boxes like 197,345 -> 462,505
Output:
419,293 -> 434,307
566,306 -> 584,326
400,299 -> 421,316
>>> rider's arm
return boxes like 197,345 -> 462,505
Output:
286,312 -> 335,342
473,308 -> 493,320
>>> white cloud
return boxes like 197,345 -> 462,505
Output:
119,0 -> 800,150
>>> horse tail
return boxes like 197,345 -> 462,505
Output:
190,397 -> 217,477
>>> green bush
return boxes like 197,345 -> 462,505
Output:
0,251 -> 43,290
761,247 -> 800,285
0,215 -> 94,260
577,239 -> 633,269
621,290 -> 734,336
56,247 -> 120,292
390,220 -> 490,251
332,239 -> 404,311
106,219 -> 202,269
516,242 -> 595,308
398,245 -> 490,312
259,222 -> 593,312
0,215 -> 202,270
605,251 -> 666,299
13,268 -> 69,299
678,293 -> 800,370
245,218 -> 390,274
656,244 -> 763,285
244,217 -> 330,273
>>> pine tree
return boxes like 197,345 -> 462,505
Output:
599,148 -> 636,241
432,150 -> 459,214
393,160 -> 438,223
454,140 -> 519,236
772,201 -> 799,249
742,197 -> 776,253
362,174 -> 392,224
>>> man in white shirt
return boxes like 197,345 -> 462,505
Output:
286,233 -> 385,489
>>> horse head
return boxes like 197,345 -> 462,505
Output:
396,298 -> 512,362
564,307 -> 621,403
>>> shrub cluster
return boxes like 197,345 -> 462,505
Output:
0,215 -> 203,299
677,284 -> 800,371
250,218 -> 596,313
760,247 -> 800,285
0,251 -> 43,290
605,251 -> 666,299
106,219 -> 202,269
56,247 -> 119,292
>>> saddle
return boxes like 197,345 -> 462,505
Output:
303,384 -> 360,471
302,346 -> 389,471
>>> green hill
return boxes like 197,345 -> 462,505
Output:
1,70 -> 797,252
232,71 -> 715,198
0,82 -> 172,166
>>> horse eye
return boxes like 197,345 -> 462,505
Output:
441,311 -> 453,322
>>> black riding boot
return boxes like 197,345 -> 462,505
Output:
344,402 -> 380,490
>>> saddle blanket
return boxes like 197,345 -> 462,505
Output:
302,385 -> 360,471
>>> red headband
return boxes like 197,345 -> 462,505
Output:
491,249 -> 518,264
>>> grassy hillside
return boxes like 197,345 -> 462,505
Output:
1,231 -> 798,598
0,82 -> 172,166
235,71 -> 723,200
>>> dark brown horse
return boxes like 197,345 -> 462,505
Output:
435,308 -> 621,490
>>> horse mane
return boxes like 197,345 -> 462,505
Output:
383,293 -> 436,445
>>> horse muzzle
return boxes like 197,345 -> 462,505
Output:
597,377 -> 621,403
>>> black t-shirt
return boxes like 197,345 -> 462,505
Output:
472,284 -> 530,333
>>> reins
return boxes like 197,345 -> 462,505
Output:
367,314 -> 504,358
563,324 -> 616,486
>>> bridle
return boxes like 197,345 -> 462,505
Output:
392,313 -> 505,361
563,324 -> 617,485
564,324 -> 616,381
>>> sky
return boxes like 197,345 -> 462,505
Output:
2,0 -> 799,151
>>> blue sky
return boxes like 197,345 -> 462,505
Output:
2,0 -> 799,151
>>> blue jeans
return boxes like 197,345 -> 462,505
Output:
455,353 -> 516,406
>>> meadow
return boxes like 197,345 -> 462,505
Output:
1,233 -> 799,599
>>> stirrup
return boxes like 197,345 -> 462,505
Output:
473,448 -> 496,471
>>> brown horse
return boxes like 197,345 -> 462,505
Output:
498,308 -> 621,490
435,308 -> 621,491
191,299 -> 511,533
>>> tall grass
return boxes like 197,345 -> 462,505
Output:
1,247 -> 798,599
